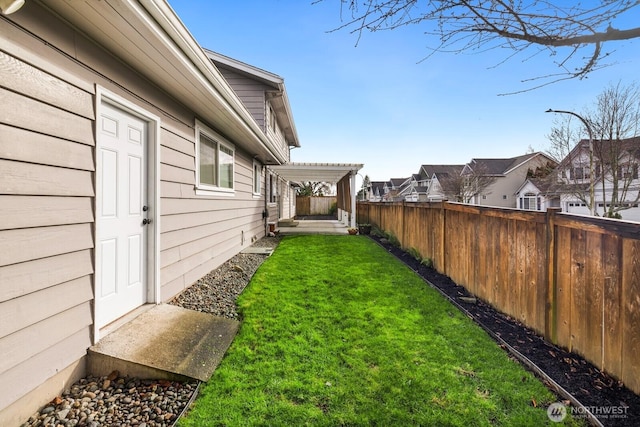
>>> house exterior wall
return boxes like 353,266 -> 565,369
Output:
559,150 -> 640,222
0,4 -> 268,423
514,181 -> 559,212
476,157 -> 550,208
216,67 -> 270,130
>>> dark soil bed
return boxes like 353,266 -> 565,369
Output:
369,234 -> 639,427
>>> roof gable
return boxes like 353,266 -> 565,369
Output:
205,49 -> 299,148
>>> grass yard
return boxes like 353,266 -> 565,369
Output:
179,235 -> 580,426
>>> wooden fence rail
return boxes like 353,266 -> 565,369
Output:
357,201 -> 640,395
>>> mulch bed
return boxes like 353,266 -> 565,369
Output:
369,234 -> 639,426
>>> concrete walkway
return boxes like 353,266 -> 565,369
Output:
88,304 -> 239,382
277,219 -> 349,235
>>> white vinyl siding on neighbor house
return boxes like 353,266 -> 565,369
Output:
196,121 -> 235,195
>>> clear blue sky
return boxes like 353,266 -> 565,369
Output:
168,0 -> 639,182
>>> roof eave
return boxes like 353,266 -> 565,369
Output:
42,0 -> 288,164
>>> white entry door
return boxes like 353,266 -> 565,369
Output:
96,102 -> 149,328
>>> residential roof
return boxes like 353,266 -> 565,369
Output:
420,164 -> 465,179
390,178 -> 410,187
466,153 -> 553,176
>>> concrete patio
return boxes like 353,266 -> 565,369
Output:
276,219 -> 349,235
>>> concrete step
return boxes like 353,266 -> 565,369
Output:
88,304 -> 240,382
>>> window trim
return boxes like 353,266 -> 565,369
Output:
253,160 -> 262,197
195,120 -> 235,196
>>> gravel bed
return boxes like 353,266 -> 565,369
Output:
21,236 -> 280,427
169,236 -> 280,319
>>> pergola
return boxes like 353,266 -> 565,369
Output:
268,162 -> 364,227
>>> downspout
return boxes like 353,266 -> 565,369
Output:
264,166 -> 269,235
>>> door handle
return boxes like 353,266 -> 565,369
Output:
142,218 -> 152,225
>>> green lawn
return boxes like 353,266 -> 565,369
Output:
179,235 -> 580,426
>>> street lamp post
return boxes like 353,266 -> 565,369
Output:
546,109 -> 596,216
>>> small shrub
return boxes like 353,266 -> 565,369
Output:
328,202 -> 337,216
387,232 -> 401,248
407,247 -> 422,261
421,257 -> 434,268
371,225 -> 385,237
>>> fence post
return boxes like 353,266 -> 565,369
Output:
440,201 -> 447,274
545,207 -> 561,344
402,201 -> 406,249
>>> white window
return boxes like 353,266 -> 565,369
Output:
195,120 -> 234,195
520,193 -> 539,210
269,105 -> 277,131
268,173 -> 277,203
253,161 -> 262,196
569,166 -> 590,180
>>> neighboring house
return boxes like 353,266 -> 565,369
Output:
0,1 -> 299,424
464,153 -> 557,208
555,137 -> 640,221
368,181 -> 386,202
401,185 -> 429,202
514,178 -> 561,211
382,178 -> 408,202
417,164 -> 439,187
423,165 -> 466,201
397,174 -> 428,202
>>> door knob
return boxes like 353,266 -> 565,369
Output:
142,218 -> 152,225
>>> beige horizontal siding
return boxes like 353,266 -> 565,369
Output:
161,128 -> 194,156
159,150 -> 266,300
0,160 -> 94,196
0,275 -> 92,338
0,124 -> 94,170
160,163 -> 195,185
0,303 -> 91,376
0,224 -> 93,267
0,33 -> 97,415
0,196 -> 93,230
160,145 -> 193,171
0,88 -> 94,145
0,250 -> 93,303
0,328 -> 91,410
0,50 -> 94,119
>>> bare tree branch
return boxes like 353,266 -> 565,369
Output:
318,0 -> 640,88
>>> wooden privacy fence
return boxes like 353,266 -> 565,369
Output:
357,201 -> 640,395
296,196 -> 336,216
